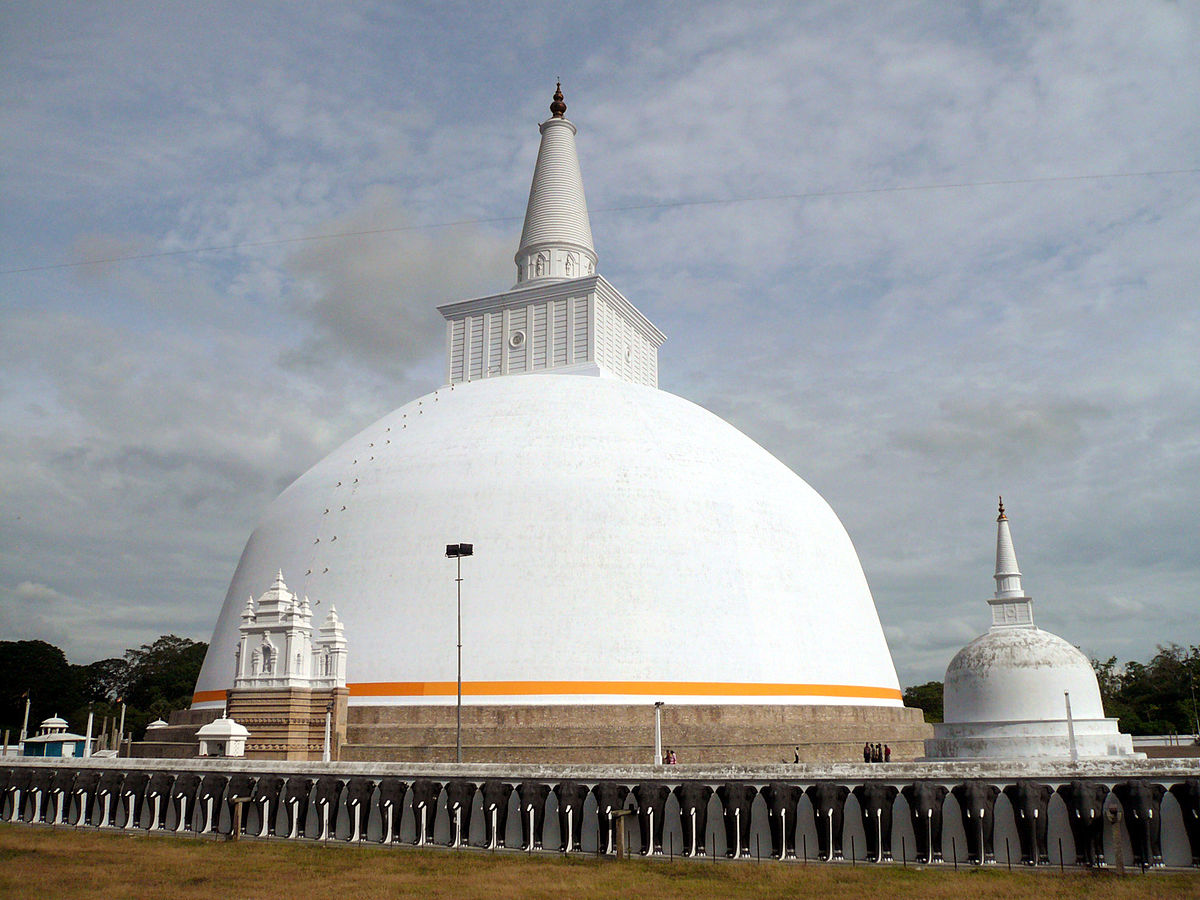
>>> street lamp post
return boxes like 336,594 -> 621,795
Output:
654,702 -> 664,765
446,543 -> 473,764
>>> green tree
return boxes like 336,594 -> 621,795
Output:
121,635 -> 207,738
903,680 -> 944,723
0,640 -> 83,737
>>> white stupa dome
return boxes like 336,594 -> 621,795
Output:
194,372 -> 903,707
943,627 -> 1105,724
925,501 -> 1138,760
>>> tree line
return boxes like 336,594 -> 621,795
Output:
0,636 -> 207,745
903,643 -> 1200,737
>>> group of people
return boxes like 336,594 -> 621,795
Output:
863,742 -> 891,763
662,748 -> 677,765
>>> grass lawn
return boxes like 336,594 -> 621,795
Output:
1,824 -> 1196,899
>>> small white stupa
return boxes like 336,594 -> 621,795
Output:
924,499 -> 1140,760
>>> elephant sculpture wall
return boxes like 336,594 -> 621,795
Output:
553,781 -> 589,853
1169,778 -> 1200,866
717,782 -> 757,859
1113,779 -> 1165,868
250,774 -> 284,838
592,781 -> 629,855
853,782 -> 898,862
633,782 -> 672,856
377,777 -> 408,845
900,781 -> 945,863
673,782 -> 712,858
517,782 -> 550,851
6,769 -> 31,822
444,780 -> 476,848
1056,780 -> 1107,867
1002,780 -> 1052,866
479,781 -> 513,850
409,779 -> 442,847
762,782 -> 802,860
952,781 -> 999,864
344,777 -> 375,842
171,772 -> 201,833
805,782 -> 848,861
145,772 -> 175,831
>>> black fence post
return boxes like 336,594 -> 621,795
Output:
952,836 -> 958,871
1006,837 -> 1011,871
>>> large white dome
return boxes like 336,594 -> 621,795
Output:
194,373 -> 903,708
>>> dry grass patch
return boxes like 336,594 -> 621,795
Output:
0,824 -> 1195,899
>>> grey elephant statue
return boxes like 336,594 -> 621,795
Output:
72,770 -> 102,828
250,774 -> 284,837
900,781 -> 946,863
762,782 -> 803,859
673,782 -> 713,858
49,769 -> 76,825
806,782 -> 849,861
282,776 -> 313,839
1113,780 -> 1166,868
716,782 -> 757,859
225,774 -> 256,835
853,782 -> 898,862
376,777 -> 408,845
345,777 -> 375,842
444,780 -> 476,848
634,782 -> 672,856
144,772 -> 175,831
1002,780 -> 1052,866
517,781 -> 550,851
120,772 -> 150,830
29,768 -> 55,823
196,773 -> 228,835
96,770 -> 126,828
409,779 -> 443,847
312,776 -> 345,841
951,781 -> 999,864
592,781 -> 630,855
553,781 -> 590,853
1056,780 -> 1107,867
171,772 -> 202,833
479,781 -> 513,850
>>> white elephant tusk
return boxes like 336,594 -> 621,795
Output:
690,809 -> 697,856
566,807 -> 573,853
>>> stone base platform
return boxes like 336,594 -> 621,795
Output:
341,703 -> 933,765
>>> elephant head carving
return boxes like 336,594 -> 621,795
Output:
592,781 -> 630,855
553,781 -> 590,853
517,782 -> 550,851
951,781 -> 999,864
479,781 -> 513,850
1056,780 -> 1108,868
716,782 -> 757,859
409,779 -> 443,847
1113,780 -> 1166,868
853,782 -> 898,862
444,780 -> 476,848
805,782 -> 849,861
673,782 -> 713,858
1002,780 -> 1052,866
376,778 -> 408,845
900,781 -> 946,863
762,782 -> 803,859
1169,778 -> 1200,867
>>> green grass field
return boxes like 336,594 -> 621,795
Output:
1,824 -> 1196,899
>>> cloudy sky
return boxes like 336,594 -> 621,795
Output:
2,1 -> 1197,687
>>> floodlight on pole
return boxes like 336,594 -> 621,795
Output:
446,543 -> 473,764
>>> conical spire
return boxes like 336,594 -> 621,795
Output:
514,83 -> 597,285
987,497 -> 1035,628
993,496 -> 1023,598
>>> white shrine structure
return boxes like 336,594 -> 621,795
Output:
188,84 -> 932,763
233,571 -> 347,691
925,500 -> 1140,760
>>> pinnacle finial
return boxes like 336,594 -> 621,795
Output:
997,496 -> 1006,520
550,81 -> 566,118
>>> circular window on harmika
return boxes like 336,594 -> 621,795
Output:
509,330 -> 526,349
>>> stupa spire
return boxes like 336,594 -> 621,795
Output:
988,498 -> 1035,628
514,82 -> 597,285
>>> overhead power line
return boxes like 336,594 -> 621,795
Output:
2,166 -> 1197,276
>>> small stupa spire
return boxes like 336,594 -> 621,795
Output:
988,498 -> 1035,628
